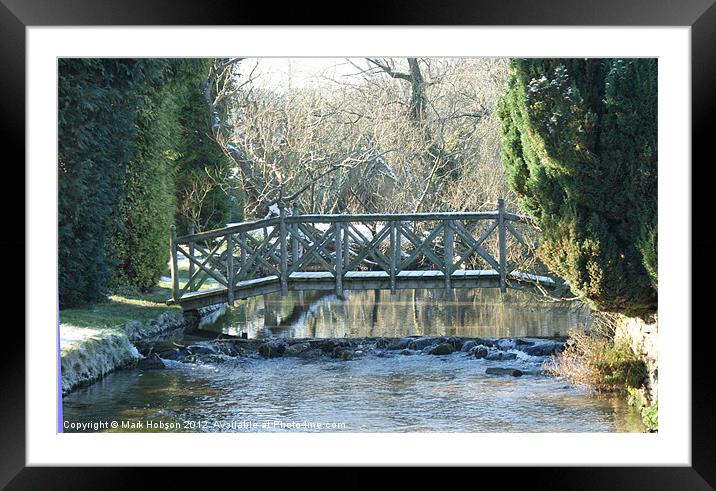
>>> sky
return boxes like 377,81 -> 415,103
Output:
244,57 -> 369,90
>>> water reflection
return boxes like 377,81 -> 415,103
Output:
208,288 -> 592,339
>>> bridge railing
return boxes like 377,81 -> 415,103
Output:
168,199 -> 545,304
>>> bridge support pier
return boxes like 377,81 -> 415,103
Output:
182,309 -> 200,334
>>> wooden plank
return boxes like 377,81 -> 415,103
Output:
291,202 -> 300,266
506,221 -> 528,248
389,222 -> 396,293
444,220 -> 454,290
177,217 -> 279,243
284,211 -> 499,224
279,206 -> 288,295
342,222 -> 350,270
226,233 -> 235,305
345,271 -> 390,278
290,271 -> 334,279
240,231 -> 247,277
335,222 -> 343,296
188,226 -> 195,292
173,268 -> 558,309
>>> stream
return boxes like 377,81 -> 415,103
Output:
62,288 -> 646,432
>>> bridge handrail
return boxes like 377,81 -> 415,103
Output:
176,216 -> 280,244
168,199 -> 544,305
176,211 -> 532,244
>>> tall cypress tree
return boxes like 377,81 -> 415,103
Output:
497,59 -> 657,318
107,59 -> 223,291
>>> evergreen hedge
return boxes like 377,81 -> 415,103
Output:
497,59 -> 657,317
59,58 -> 235,306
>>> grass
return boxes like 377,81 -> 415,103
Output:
641,401 -> 658,430
627,386 -> 659,431
60,256 -> 228,330
60,284 -> 180,329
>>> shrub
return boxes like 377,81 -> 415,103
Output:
546,316 -> 647,392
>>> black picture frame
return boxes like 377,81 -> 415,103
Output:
4,0 -> 712,487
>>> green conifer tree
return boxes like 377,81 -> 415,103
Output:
497,58 -> 657,317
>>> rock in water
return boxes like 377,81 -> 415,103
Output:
136,354 -> 165,370
522,341 -> 565,356
473,346 -> 489,358
376,337 -> 412,350
156,348 -> 180,360
407,337 -> 438,350
461,340 -> 478,352
284,342 -> 311,356
485,351 -> 517,361
188,345 -> 217,356
443,337 -> 464,351
258,341 -> 286,358
429,343 -> 455,355
496,339 -> 516,351
486,367 -> 523,377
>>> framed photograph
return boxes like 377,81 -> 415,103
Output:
6,0 -> 713,486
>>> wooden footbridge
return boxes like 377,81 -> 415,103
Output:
167,199 -> 560,311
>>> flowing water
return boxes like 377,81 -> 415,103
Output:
62,289 -> 646,433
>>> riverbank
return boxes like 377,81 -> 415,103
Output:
547,312 -> 658,431
59,283 -> 227,394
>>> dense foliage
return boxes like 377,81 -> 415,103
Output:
58,60 -> 155,306
59,58 -> 235,306
498,59 -> 657,317
105,61 -> 180,291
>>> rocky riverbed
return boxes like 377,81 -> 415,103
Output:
135,334 -> 567,378
63,331 -> 647,433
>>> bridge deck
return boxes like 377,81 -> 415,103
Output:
170,269 -> 555,311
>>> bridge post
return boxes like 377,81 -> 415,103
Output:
291,202 -> 300,266
226,232 -> 235,306
335,222 -> 343,297
169,225 -> 180,304
279,205 -> 288,295
389,221 -> 397,294
444,220 -> 454,290
498,198 -> 507,293
188,226 -> 195,292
